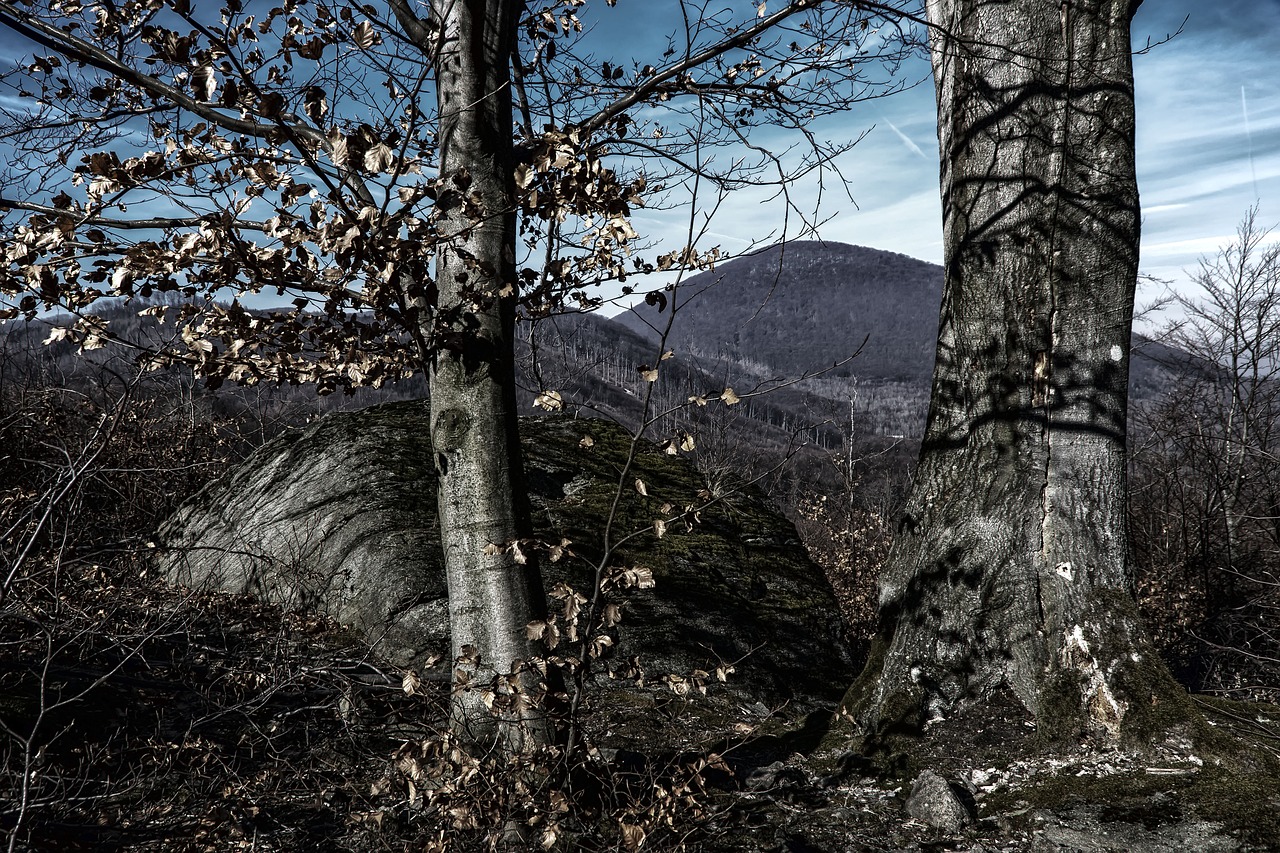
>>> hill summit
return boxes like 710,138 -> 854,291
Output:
610,240 -> 1186,421
612,241 -> 944,385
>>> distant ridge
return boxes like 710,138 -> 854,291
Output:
611,239 -> 1188,406
612,241 -> 944,385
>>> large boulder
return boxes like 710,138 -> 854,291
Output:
157,401 -> 853,712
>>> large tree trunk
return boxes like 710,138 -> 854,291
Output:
429,0 -> 547,750
844,0 -> 1176,743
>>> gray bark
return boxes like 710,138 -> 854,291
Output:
428,0 -> 547,750
845,0 -> 1172,742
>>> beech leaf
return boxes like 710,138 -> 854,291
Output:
534,390 -> 564,411
363,142 -> 394,173
621,824 -> 646,853
192,65 -> 216,101
352,21 -> 378,49
401,670 -> 421,696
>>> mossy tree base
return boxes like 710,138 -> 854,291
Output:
813,684 -> 1280,851
822,589 -> 1241,775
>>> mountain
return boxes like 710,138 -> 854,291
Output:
611,240 -> 1191,432
3,240 -> 1202,470
613,241 -> 942,386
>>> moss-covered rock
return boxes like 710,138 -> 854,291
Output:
157,401 -> 852,717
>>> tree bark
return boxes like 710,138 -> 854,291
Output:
429,0 -> 547,750
844,0 -> 1175,743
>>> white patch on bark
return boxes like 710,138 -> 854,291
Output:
1059,624 -> 1129,739
1066,624 -> 1089,656
1110,344 -> 1123,362
1055,561 -> 1074,581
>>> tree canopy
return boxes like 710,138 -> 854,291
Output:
0,0 -> 913,389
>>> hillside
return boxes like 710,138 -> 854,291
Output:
612,240 -> 1193,429
6,261 -> 1279,853
614,241 -> 942,385
519,309 -> 850,450
3,241 -> 1196,452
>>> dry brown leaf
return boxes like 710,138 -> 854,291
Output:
401,670 -> 421,696
620,822 -> 646,852
352,20 -> 378,49
534,390 -> 564,411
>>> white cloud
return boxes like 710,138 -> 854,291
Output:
883,119 -> 928,160
1142,235 -> 1234,258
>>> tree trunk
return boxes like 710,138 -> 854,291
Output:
429,0 -> 547,751
844,0 -> 1177,744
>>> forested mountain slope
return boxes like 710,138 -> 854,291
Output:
612,240 -> 1195,421
615,241 -> 941,384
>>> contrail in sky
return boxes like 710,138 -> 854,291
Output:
1242,85 -> 1260,201
885,120 -> 927,160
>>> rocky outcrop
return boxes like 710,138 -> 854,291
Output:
157,401 -> 853,712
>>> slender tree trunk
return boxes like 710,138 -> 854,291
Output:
429,0 -> 547,751
843,0 -> 1179,743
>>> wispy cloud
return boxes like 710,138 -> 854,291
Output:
701,231 -> 754,249
1142,235 -> 1235,258
883,120 -> 928,160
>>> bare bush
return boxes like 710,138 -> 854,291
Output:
1130,209 -> 1280,700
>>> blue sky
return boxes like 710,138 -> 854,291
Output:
2,1 -> 1276,308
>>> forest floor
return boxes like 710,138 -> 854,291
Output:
712,691 -> 1280,853
5,567 -> 1279,853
